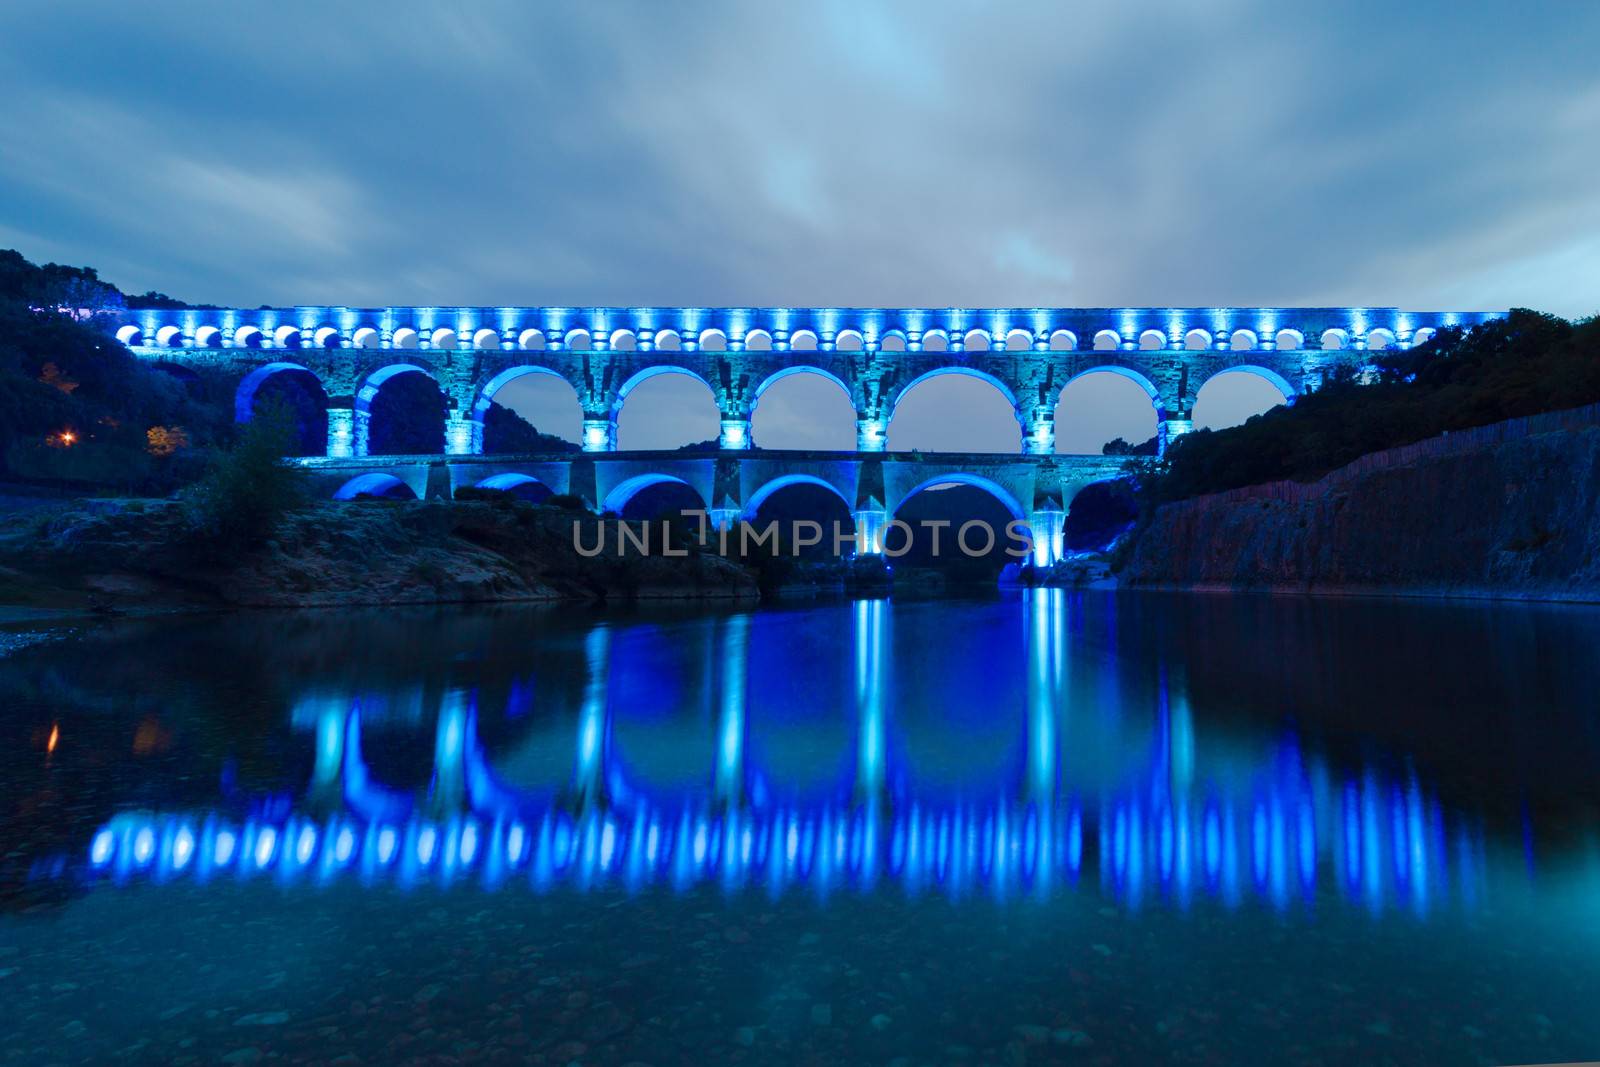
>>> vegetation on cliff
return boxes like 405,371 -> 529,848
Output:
1153,310 -> 1600,502
0,249 -> 573,493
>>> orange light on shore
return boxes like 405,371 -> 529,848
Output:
46,429 -> 78,448
47,723 -> 59,753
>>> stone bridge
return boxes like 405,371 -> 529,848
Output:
296,449 -> 1136,564
109,304 -> 1500,456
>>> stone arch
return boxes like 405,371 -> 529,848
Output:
835,329 -> 864,352
894,472 -> 1025,522
1412,327 -> 1436,347
565,328 -> 592,351
1093,330 -> 1122,351
751,367 -> 857,450
789,329 -> 819,351
1005,328 -> 1034,351
614,366 -> 720,450
273,324 -> 303,349
1192,366 -> 1295,431
1048,330 -> 1077,351
1366,328 -> 1396,351
962,328 -> 991,352
1138,329 -> 1167,351
473,365 -> 584,448
392,327 -> 420,349
609,328 -> 637,352
235,361 -> 330,456
474,472 -> 554,502
115,324 -> 143,346
1275,329 -> 1304,351
699,328 -> 728,351
1053,366 -> 1161,455
1320,328 -> 1348,351
888,367 -> 1021,453
314,325 -> 341,349
193,325 -> 222,348
473,328 -> 503,351
155,325 -> 184,347
233,325 -> 263,348
352,327 -> 380,349
652,329 -> 682,351
602,473 -> 706,515
752,364 -> 853,403
430,327 -> 458,350
744,329 -> 773,351
880,330 -> 907,352
357,363 -> 444,454
1184,329 -> 1212,351
741,473 -> 852,521
921,329 -> 949,352
1229,329 -> 1258,351
235,361 -> 323,423
334,473 -> 418,501
518,328 -> 546,351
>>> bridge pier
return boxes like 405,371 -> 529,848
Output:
856,418 -> 888,452
582,418 -> 615,452
445,415 -> 479,456
326,407 -> 356,459
1158,418 -> 1194,456
718,417 -> 752,451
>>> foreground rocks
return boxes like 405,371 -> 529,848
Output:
1119,422 -> 1600,601
0,498 -> 757,612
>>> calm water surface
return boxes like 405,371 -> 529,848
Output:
4,592 -> 1600,1066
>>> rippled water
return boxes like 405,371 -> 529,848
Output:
4,592 -> 1600,1065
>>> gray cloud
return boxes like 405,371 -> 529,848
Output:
4,0 -> 1597,453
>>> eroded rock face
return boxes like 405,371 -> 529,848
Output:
0,500 -> 758,612
1119,427 -> 1600,601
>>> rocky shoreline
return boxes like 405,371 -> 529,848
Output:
0,497 -> 758,615
1118,419 -> 1600,602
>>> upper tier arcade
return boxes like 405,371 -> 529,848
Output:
109,305 -> 1501,456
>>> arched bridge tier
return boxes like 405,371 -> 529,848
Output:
295,450 -> 1136,566
109,305 -> 1499,457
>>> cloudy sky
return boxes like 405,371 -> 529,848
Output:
4,0 -> 1598,451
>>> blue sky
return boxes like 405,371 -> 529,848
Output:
3,1 -> 1597,451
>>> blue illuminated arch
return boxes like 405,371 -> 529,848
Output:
235,361 -> 324,423
888,367 -> 1020,420
473,365 -> 580,420
1060,364 -> 1160,402
751,365 -> 853,404
602,473 -> 706,515
894,473 -> 1025,521
1201,364 -> 1297,401
614,365 -> 716,409
333,473 -> 417,500
475,473 -> 552,494
741,474 -> 852,521
355,363 -> 439,418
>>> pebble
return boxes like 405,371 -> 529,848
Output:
220,1049 -> 262,1065
734,1026 -> 756,1046
234,1011 -> 290,1026
1053,1028 -> 1093,1047
811,1003 -> 833,1026
870,1013 -> 892,1031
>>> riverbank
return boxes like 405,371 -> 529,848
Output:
0,498 -> 757,615
1118,406 -> 1600,602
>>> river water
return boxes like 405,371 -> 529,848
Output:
4,592 -> 1599,1065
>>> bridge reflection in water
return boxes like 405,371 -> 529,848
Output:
81,592 -> 1485,916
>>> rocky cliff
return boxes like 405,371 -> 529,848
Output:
1119,417 -> 1600,602
0,499 -> 757,613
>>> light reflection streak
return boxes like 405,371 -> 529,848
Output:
63,600 -> 1493,918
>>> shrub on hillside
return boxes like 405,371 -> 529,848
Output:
184,411 -> 307,552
